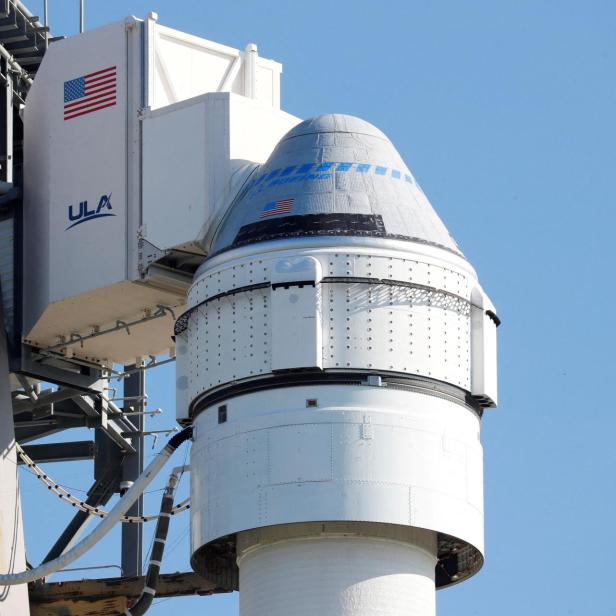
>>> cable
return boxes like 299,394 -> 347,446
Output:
16,444 -> 190,522
121,467 -> 181,616
143,456 -> 189,567
0,427 -> 192,586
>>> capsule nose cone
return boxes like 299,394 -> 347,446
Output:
282,114 -> 390,140
210,114 -> 461,257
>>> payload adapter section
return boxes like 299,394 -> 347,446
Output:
22,14 -> 298,366
178,115 -> 498,615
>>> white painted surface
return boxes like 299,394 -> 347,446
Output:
182,241 -> 477,408
190,385 -> 484,557
22,280 -> 183,365
271,256 -> 322,370
0,305 -> 29,614
145,15 -> 282,110
23,20 -> 130,332
142,93 -> 299,253
238,533 -> 436,616
470,286 -> 498,406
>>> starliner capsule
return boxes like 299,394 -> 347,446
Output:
175,114 -> 499,616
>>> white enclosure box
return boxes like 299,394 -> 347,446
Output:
22,14 -> 299,365
142,93 -> 299,255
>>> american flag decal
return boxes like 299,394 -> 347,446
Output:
63,66 -> 117,121
260,198 -> 294,218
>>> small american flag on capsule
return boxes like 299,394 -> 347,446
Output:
260,198 -> 294,218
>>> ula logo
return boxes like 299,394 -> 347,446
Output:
66,193 -> 115,230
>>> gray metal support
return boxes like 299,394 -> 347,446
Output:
121,364 -> 144,577
42,455 -> 120,564
18,440 -> 96,464
0,56 -> 12,184
42,509 -> 92,564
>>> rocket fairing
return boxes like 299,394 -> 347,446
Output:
177,114 -> 498,616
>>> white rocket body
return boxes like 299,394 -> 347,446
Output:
177,115 -> 498,615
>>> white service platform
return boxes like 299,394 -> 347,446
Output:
22,14 -> 298,365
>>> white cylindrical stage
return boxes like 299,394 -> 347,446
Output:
238,530 -> 437,616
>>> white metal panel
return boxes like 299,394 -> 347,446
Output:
270,257 -> 322,370
227,93 -> 300,170
23,20 -> 129,330
321,281 -> 471,383
466,447 -> 484,511
188,287 -> 271,392
142,97 -> 211,251
141,93 -> 299,254
146,16 -> 283,110
148,21 -> 240,108
190,257 -> 270,305
470,287 -> 498,406
325,252 -> 470,296
271,284 -> 322,369
47,24 -> 129,303
319,257 -> 471,387
22,281 -> 182,365
185,243 -> 476,405
482,312 -> 498,403
19,12 -> 297,366
253,57 -> 281,108
268,424 -> 332,484
190,385 -> 484,556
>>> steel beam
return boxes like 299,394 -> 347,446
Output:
74,393 -> 137,454
28,571 -> 229,615
12,386 -> 81,412
0,56 -> 13,183
120,365 -> 144,577
42,448 -> 121,563
14,417 -> 86,443
17,440 -> 95,464
14,345 -> 106,393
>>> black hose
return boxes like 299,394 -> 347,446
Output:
166,426 -> 193,451
121,428 -> 192,616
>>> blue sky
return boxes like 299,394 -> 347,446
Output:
18,1 -> 616,614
